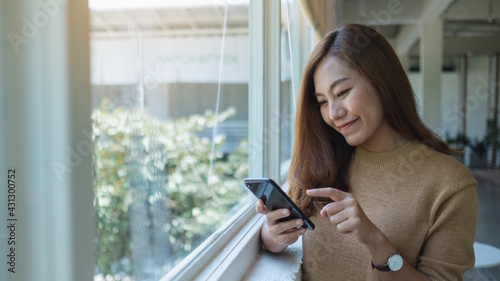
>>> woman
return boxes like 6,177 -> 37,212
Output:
256,24 -> 478,280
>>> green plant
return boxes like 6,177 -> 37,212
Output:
445,119 -> 500,159
445,132 -> 470,149
92,99 -> 249,279
485,118 -> 500,147
470,137 -> 488,156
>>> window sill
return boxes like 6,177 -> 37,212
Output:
242,237 -> 303,281
161,200 -> 303,281
161,174 -> 302,281
160,200 -> 260,280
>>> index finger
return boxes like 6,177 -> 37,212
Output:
306,187 -> 347,201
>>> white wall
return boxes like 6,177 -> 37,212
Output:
465,56 -> 491,140
408,55 -> 492,141
91,35 -> 250,85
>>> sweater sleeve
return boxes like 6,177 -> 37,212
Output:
417,180 -> 478,281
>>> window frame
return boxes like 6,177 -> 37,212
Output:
160,0 -> 285,279
0,0 -> 313,280
158,0 -> 318,279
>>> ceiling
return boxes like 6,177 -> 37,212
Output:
90,3 -> 249,38
303,0 -> 500,69
90,0 -> 500,69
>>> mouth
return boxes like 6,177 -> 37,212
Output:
336,118 -> 359,131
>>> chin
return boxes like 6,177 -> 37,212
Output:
344,136 -> 364,147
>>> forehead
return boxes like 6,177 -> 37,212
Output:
313,56 -> 356,85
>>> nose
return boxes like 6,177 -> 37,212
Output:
328,101 -> 346,121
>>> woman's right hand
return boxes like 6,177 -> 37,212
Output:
255,199 -> 307,252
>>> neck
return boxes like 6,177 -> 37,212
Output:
360,123 -> 409,153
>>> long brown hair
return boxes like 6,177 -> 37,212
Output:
287,24 -> 454,216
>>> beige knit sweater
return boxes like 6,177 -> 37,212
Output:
301,140 -> 478,281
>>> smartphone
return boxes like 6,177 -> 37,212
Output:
244,178 -> 315,230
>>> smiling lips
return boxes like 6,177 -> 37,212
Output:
336,118 -> 359,131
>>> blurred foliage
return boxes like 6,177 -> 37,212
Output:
92,99 -> 249,279
445,119 -> 500,157
485,118 -> 500,149
470,137 -> 488,156
445,132 -> 470,149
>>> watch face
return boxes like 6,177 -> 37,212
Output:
388,254 -> 403,271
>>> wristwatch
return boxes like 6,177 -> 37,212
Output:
371,250 -> 403,272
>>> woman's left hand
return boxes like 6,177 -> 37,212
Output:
307,187 -> 381,246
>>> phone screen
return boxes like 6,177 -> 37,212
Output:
244,178 -> 315,230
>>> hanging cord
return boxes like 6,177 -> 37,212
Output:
208,1 -> 229,188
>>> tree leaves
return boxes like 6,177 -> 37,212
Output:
93,100 -> 248,279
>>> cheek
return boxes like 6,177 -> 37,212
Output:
366,99 -> 385,124
351,92 -> 384,123
359,103 -> 385,135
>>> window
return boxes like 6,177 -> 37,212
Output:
280,0 -> 296,180
280,0 -> 315,183
89,0 -> 314,280
0,0 -> 314,280
90,1 -> 252,280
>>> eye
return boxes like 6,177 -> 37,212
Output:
337,88 -> 351,98
317,100 -> 327,107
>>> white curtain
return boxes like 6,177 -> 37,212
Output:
0,0 -> 94,280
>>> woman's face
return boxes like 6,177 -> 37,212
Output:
313,56 -> 401,152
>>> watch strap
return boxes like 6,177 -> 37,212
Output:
371,260 -> 391,271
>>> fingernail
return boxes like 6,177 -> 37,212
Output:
282,209 -> 289,216
300,228 -> 306,234
296,219 -> 302,226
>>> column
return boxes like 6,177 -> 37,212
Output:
398,53 -> 410,73
459,54 -> 469,166
490,53 -> 499,167
459,54 -> 468,138
420,19 -> 443,133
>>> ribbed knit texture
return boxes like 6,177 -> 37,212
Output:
301,140 -> 478,281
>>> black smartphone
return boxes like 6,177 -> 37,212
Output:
244,178 -> 315,230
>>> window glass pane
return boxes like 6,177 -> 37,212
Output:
280,0 -> 296,176
90,1 -> 250,280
